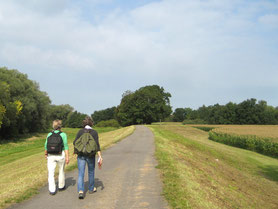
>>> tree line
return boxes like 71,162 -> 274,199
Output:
0,67 -> 172,139
172,99 -> 278,124
0,67 -> 87,138
2,67 -> 278,140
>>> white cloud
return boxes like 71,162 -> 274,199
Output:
0,0 -> 277,113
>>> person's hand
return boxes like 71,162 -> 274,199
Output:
66,158 -> 69,164
98,156 -> 103,169
44,151 -> 48,159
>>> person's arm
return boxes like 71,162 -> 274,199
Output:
92,130 -> 101,152
61,132 -> 69,164
44,133 -> 51,159
65,150 -> 69,164
92,131 -> 102,162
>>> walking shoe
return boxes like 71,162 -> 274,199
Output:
58,186 -> 66,191
78,191 -> 84,199
89,187 -> 97,194
49,191 -> 56,195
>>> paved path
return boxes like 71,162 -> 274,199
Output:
8,126 -> 169,209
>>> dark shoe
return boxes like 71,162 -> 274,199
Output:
49,191 -> 56,195
89,187 -> 97,194
58,186 -> 66,191
78,192 -> 84,199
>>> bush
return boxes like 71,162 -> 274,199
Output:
95,119 -> 121,128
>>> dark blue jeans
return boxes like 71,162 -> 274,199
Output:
77,155 -> 95,192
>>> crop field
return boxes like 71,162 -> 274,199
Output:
150,124 -> 278,209
190,124 -> 278,141
0,126 -> 135,209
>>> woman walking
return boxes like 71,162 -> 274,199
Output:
45,120 -> 69,195
73,116 -> 102,199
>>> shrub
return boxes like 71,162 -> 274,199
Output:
95,119 -> 121,128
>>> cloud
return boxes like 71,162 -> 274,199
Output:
259,14 -> 278,28
0,0 -> 277,113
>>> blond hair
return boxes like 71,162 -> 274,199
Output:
52,120 -> 62,130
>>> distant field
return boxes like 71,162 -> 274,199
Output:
150,124 -> 278,209
151,122 -> 183,125
0,126 -> 135,209
186,125 -> 278,158
188,124 -> 278,141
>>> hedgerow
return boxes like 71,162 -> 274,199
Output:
208,131 -> 278,158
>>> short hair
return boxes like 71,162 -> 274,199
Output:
83,116 -> 94,127
53,120 -> 62,130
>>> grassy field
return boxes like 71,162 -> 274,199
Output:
149,124 -> 278,209
0,126 -> 135,209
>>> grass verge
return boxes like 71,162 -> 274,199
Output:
149,125 -> 278,209
0,126 -> 135,209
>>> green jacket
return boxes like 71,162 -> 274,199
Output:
45,130 -> 69,151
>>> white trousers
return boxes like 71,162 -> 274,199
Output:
47,151 -> 66,193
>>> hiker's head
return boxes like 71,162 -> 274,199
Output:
83,116 -> 94,127
53,120 -> 62,130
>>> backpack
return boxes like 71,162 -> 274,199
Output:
47,131 -> 64,154
74,129 -> 98,156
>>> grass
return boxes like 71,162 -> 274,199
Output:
0,126 -> 135,209
149,124 -> 278,209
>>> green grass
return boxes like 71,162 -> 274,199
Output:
149,125 -> 278,209
0,127 -> 118,166
0,126 -> 133,209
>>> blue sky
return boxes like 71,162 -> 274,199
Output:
0,0 -> 278,114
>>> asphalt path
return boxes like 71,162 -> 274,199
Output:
8,125 -> 169,209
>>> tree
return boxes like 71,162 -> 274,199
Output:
0,67 -> 51,137
236,98 -> 260,124
64,111 -> 87,128
49,104 -> 74,122
173,108 -> 187,122
116,85 -> 172,126
91,107 -> 116,124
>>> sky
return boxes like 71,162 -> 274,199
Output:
0,0 -> 278,114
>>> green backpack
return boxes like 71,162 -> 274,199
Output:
74,130 -> 98,156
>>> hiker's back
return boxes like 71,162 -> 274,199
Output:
74,129 -> 98,156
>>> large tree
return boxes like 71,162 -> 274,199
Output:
173,108 -> 191,122
0,67 -> 51,137
116,85 -> 172,126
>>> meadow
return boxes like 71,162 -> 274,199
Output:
150,124 -> 278,209
0,126 -> 135,209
